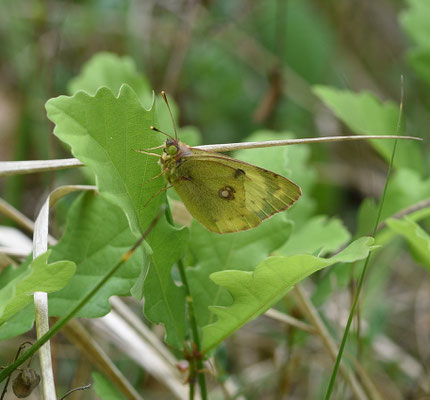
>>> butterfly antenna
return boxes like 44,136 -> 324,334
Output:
133,148 -> 162,158
140,144 -> 165,151
161,90 -> 178,140
150,125 -> 175,141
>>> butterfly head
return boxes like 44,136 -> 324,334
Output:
162,139 -> 191,164
165,139 -> 179,156
152,91 -> 194,175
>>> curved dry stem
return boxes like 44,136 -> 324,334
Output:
292,284 -> 381,400
0,158 -> 83,177
0,198 -> 37,236
377,197 -> 430,232
62,320 -> 144,400
264,308 -> 315,333
32,185 -> 97,399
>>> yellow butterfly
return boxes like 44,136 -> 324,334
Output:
159,137 -> 301,234
140,92 -> 421,234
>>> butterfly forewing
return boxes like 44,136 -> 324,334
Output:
171,152 -> 301,233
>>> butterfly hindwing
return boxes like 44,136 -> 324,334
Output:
171,152 -> 301,233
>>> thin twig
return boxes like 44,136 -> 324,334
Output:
62,319 -> 144,400
0,158 -> 83,176
196,135 -> 421,152
264,308 -> 315,333
324,77 -> 405,399
0,198 -> 37,235
377,197 -> 430,232
293,285 -> 369,400
0,134 -> 422,179
58,384 -> 91,400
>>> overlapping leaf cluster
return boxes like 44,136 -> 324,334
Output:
1,45 -> 429,356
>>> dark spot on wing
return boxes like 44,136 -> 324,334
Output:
180,175 -> 193,182
218,186 -> 235,200
234,168 -> 246,178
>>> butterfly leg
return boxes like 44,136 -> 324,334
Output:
143,183 -> 173,207
141,168 -> 169,187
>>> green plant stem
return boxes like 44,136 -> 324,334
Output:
164,208 -> 207,400
189,379 -> 195,400
324,132 -> 401,399
0,207 -> 164,384
178,257 -> 207,400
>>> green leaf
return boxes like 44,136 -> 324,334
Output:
379,168 -> 430,217
408,48 -> 430,86
0,306 -> 34,340
313,86 -> 424,174
386,217 -> 430,271
187,214 -> 293,328
48,192 -> 144,317
0,251 -> 75,325
277,215 -> 350,256
67,52 -> 202,145
46,85 -> 160,235
0,192 -> 147,338
92,371 -> 124,400
357,168 -> 430,236
356,198 -> 378,238
46,85 -> 188,349
250,0 -> 334,84
400,0 -> 430,49
68,52 -> 152,108
400,0 -> 430,85
202,237 -> 375,352
400,0 -> 430,84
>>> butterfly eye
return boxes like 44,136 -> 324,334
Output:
167,145 -> 178,155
